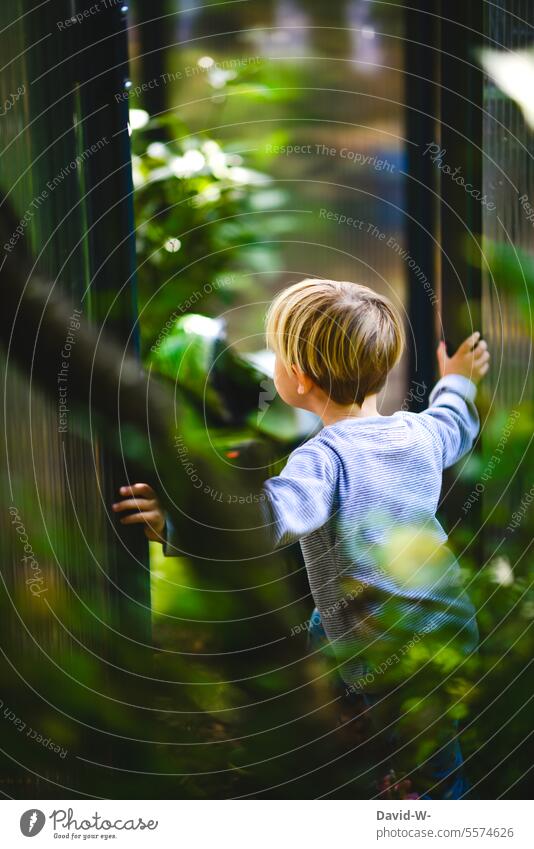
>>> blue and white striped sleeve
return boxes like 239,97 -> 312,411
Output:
420,374 -> 480,469
163,515 -> 180,557
261,441 -> 337,548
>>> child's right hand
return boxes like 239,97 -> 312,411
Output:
437,332 -> 490,384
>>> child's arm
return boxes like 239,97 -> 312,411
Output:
261,442 -> 337,547
421,332 -> 490,468
113,443 -> 336,554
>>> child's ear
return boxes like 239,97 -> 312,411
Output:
291,365 -> 312,395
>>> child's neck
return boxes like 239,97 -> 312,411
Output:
313,394 -> 380,426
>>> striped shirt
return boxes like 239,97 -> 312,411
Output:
262,374 -> 480,685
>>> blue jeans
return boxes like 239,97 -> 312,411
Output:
307,608 -> 470,799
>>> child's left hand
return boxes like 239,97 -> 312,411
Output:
437,332 -> 490,384
112,483 -> 165,541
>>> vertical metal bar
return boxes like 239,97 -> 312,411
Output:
404,2 -> 439,407
131,0 -> 169,119
72,0 -> 151,642
437,2 -> 484,536
438,1 -> 483,344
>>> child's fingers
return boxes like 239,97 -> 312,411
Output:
436,340 -> 448,368
112,498 -> 156,513
459,331 -> 481,352
118,483 -> 156,498
473,350 -> 490,366
120,510 -> 161,527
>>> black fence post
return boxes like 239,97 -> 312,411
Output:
72,0 -> 152,642
438,2 -> 483,345
404,2 -> 440,407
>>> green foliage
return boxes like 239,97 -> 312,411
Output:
131,110 -> 291,356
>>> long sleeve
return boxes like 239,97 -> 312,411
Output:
420,374 -> 479,468
162,515 -> 181,557
261,441 -> 337,548
161,442 -> 336,555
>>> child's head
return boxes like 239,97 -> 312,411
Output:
266,278 -> 404,409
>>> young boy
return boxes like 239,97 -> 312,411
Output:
113,278 -> 489,799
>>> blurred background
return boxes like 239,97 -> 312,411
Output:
129,0 -> 407,408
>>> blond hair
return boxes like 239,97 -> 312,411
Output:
265,278 -> 404,405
